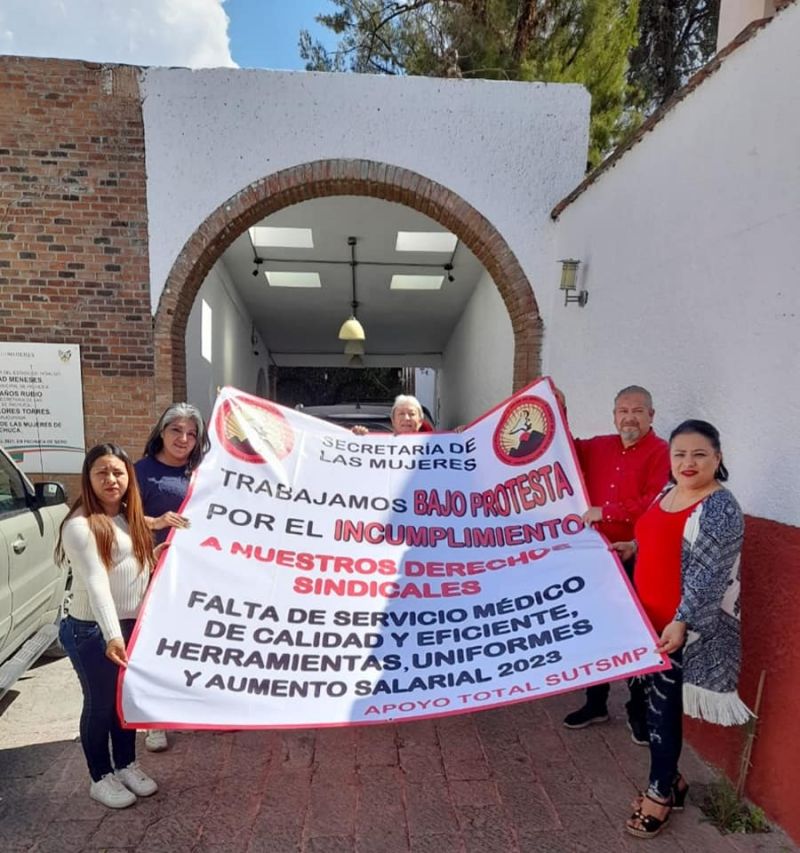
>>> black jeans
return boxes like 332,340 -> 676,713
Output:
644,648 -> 683,800
584,677 -> 647,724
583,556 -> 647,726
59,616 -> 136,782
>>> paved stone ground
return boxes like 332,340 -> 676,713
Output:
1,657 -> 794,853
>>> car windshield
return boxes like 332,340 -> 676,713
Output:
297,403 -> 434,433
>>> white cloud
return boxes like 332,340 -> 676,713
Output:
0,0 -> 236,68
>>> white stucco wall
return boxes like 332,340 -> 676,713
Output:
548,2 -> 800,526
140,68 -> 590,327
439,270 -> 514,428
185,261 -> 272,420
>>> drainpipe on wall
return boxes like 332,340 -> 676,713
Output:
716,0 -> 777,51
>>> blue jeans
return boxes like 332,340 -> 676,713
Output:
59,616 -> 136,782
644,648 -> 683,800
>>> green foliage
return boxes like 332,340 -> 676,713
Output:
700,779 -> 771,835
517,0 -> 641,166
300,0 -> 640,168
299,0 -> 719,167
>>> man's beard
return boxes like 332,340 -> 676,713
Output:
620,427 -> 641,444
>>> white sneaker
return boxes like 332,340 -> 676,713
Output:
116,763 -> 158,797
145,729 -> 168,752
90,773 -> 137,809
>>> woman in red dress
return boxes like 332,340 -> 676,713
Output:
613,420 -> 750,839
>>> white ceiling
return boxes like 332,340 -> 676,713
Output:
219,196 -> 487,365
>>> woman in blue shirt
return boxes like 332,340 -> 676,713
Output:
134,402 -> 209,751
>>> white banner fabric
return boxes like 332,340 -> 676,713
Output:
120,378 -> 667,729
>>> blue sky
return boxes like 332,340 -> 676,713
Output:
0,1 -> 341,71
227,0 -> 339,70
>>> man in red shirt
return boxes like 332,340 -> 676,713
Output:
563,385 -> 670,744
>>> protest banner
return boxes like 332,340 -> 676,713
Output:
120,378 -> 668,729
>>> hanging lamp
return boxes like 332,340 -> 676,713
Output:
338,236 -> 366,341
344,340 -> 365,355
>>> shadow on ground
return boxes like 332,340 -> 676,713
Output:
0,690 -> 792,853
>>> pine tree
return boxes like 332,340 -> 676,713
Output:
628,0 -> 720,113
300,1 -> 641,168
300,0 -> 720,166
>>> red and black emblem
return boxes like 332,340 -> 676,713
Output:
493,396 -> 554,466
215,396 -> 295,464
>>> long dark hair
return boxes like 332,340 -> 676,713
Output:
55,443 -> 154,572
142,402 -> 210,472
669,419 -> 729,482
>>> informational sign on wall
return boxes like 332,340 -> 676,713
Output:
121,379 -> 666,730
0,342 -> 85,473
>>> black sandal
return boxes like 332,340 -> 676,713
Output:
626,793 -> 672,839
672,776 -> 689,811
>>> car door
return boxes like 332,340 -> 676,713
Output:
0,527 -> 10,655
0,450 -> 62,659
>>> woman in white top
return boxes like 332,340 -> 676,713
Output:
56,443 -> 160,809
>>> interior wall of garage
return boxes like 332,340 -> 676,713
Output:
548,4 -> 800,840
439,269 -> 514,429
185,261 -> 271,421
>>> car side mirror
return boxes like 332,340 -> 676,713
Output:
34,481 -> 67,507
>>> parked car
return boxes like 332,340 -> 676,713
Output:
297,402 -> 435,433
0,446 -> 70,696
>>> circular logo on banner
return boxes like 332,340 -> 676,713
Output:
493,396 -> 554,465
215,396 -> 295,464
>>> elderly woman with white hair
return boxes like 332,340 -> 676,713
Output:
389,394 -> 429,434
352,394 -> 431,435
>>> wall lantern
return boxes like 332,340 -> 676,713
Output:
559,259 -> 588,307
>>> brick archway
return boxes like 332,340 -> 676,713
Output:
153,159 -> 542,413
